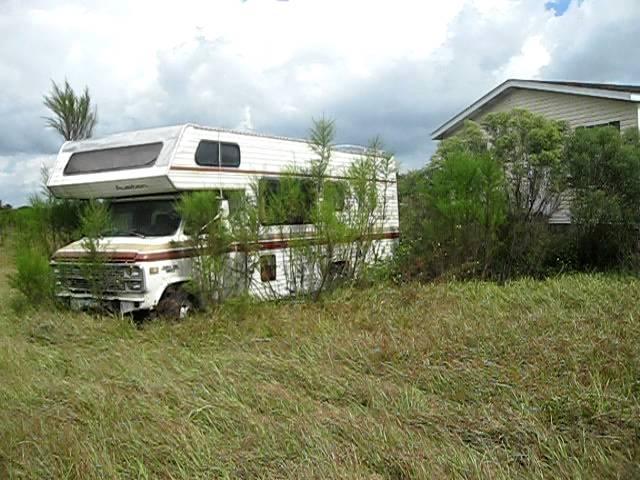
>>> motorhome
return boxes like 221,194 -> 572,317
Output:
47,124 -> 400,318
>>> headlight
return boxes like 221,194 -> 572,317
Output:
123,266 -> 144,292
127,281 -> 143,291
123,266 -> 142,278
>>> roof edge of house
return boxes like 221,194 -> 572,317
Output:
431,79 -> 640,140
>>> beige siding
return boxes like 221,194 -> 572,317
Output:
473,88 -> 639,131
549,194 -> 572,224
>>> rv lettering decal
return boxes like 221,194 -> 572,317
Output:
115,183 -> 148,191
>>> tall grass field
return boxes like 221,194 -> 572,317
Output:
0,246 -> 638,479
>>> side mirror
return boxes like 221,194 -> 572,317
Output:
197,198 -> 230,234
219,199 -> 230,219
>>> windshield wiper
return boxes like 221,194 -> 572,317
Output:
123,229 -> 146,238
106,229 -> 146,238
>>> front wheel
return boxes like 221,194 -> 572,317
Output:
156,286 -> 195,320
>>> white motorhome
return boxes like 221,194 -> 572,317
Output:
47,124 -> 400,317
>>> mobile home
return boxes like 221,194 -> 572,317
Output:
47,124 -> 399,317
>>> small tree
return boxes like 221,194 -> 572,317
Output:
365,136 -> 396,263
398,111 -> 570,280
396,168 -> 431,278
0,203 -> 13,245
481,110 -> 569,277
227,191 -> 262,293
256,118 -> 393,300
305,116 -> 349,299
412,151 -> 507,279
305,120 -> 394,299
8,80 -> 97,309
343,142 -> 382,276
177,191 -> 232,307
433,120 -> 488,164
16,79 -> 97,261
308,115 -> 335,181
9,244 -> 55,309
257,172 -> 315,297
482,109 -> 568,221
43,79 -> 97,141
78,199 -> 112,303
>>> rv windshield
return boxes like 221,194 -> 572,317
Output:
107,199 -> 180,237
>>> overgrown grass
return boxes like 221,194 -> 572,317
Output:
0,247 -> 639,479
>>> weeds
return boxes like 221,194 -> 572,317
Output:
1,245 -> 638,478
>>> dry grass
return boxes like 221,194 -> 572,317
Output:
0,247 -> 639,479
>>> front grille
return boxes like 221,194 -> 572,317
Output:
53,263 -> 145,294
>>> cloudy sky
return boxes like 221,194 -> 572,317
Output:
1,0 -> 639,205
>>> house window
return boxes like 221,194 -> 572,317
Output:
260,254 -> 277,282
258,177 -> 316,225
580,120 -> 621,131
195,141 -> 241,167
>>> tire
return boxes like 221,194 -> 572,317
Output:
156,286 -> 195,320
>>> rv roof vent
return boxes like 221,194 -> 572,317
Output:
333,144 -> 368,154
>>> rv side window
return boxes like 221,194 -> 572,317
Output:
195,141 -> 219,166
64,142 -> 162,175
195,141 -> 241,167
260,255 -> 277,282
259,177 -> 315,225
220,143 -> 241,167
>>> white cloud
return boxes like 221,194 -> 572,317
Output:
0,154 -> 56,205
498,35 -> 551,79
539,0 -> 640,82
1,0 -> 639,206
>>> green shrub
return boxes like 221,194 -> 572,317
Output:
494,219 -> 570,279
566,126 -> 640,269
9,245 -> 55,309
0,208 -> 15,246
398,150 -> 507,280
11,198 -> 83,256
398,111 -> 640,281
7,197 -> 86,310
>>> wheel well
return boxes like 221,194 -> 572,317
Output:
159,282 -> 199,307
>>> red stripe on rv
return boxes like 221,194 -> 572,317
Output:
169,165 -> 397,183
52,231 -> 400,263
